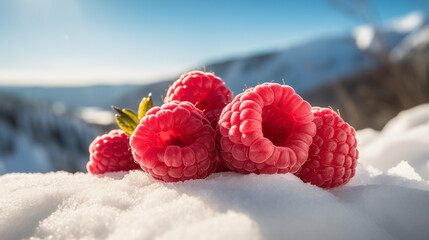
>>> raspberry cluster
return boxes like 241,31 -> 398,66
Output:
87,71 -> 358,188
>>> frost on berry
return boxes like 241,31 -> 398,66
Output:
295,107 -> 359,188
217,83 -> 316,174
164,71 -> 233,128
130,101 -> 218,182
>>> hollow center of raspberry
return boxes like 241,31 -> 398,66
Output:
158,130 -> 189,147
261,105 -> 294,146
195,96 -> 209,112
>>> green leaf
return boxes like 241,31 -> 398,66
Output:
112,106 -> 138,135
122,108 -> 139,125
138,93 -> 153,120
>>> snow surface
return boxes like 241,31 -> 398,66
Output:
357,103 -> 429,182
2,104 -> 429,240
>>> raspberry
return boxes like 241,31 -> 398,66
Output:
295,107 -> 359,188
164,71 -> 233,128
217,83 -> 316,174
87,129 -> 140,174
130,101 -> 218,182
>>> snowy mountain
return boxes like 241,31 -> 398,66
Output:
2,12 -> 427,112
202,11 -> 427,95
0,94 -> 101,174
391,13 -> 429,60
0,84 -> 141,110
355,11 -> 426,53
203,36 -> 375,94
118,12 -> 429,113
1,103 -> 429,240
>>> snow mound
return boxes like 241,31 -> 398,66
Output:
357,103 -> 429,181
0,171 -> 260,240
1,170 -> 428,240
2,103 -> 429,239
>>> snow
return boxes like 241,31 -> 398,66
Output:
207,36 -> 377,95
357,103 -> 429,182
353,25 -> 377,51
80,107 -> 115,126
1,170 -> 429,240
387,161 -> 422,181
0,95 -> 100,174
353,12 -> 426,54
391,25 -> 429,60
389,11 -> 429,60
0,133 -> 52,173
1,104 -> 429,239
0,85 -> 141,110
204,12 -> 428,95
388,12 -> 424,33
1,12 -> 427,109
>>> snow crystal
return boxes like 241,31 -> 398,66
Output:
1,104 -> 429,240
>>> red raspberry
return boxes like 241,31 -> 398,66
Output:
164,71 -> 233,128
130,101 -> 218,182
217,83 -> 316,174
87,129 -> 140,174
295,107 -> 359,188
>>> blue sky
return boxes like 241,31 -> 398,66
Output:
0,0 -> 424,86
